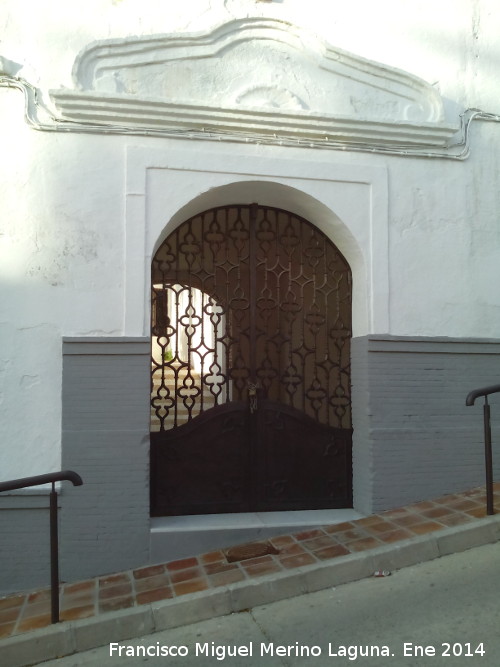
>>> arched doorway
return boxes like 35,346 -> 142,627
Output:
150,204 -> 352,516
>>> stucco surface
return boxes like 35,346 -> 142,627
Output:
1,0 -> 500,482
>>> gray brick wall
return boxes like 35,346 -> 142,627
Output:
2,334 -> 499,594
0,494 -> 52,595
351,336 -> 500,514
59,338 -> 151,583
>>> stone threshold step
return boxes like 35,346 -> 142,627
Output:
150,509 -> 362,563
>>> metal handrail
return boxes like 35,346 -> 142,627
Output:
0,470 -> 83,493
465,384 -> 500,406
0,470 -> 83,623
466,385 -> 500,515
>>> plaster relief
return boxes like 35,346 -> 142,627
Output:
50,18 -> 457,147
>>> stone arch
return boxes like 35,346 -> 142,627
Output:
150,199 -> 355,515
152,180 -> 367,337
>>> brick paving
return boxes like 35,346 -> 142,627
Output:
1,482 -> 499,640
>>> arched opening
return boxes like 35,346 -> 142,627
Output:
150,203 -> 353,516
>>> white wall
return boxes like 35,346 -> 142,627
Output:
1,0 -> 500,479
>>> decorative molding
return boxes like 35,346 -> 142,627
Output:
50,18 -> 458,147
124,146 -> 388,337
62,337 -> 150,355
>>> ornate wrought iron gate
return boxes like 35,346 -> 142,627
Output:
150,204 -> 352,516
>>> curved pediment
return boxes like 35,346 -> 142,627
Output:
50,18 -> 457,147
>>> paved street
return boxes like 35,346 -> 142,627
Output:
37,542 -> 499,666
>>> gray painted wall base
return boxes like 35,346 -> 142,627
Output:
351,335 -> 500,515
60,338 -> 151,583
1,334 -> 499,595
0,492 -> 52,595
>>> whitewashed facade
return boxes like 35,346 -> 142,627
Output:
1,0 -> 500,593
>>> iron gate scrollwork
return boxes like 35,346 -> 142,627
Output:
150,204 -> 352,516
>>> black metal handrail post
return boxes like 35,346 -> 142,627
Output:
50,481 -> 60,623
0,470 -> 83,623
483,398 -> 494,515
466,384 -> 500,516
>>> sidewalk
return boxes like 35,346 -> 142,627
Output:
1,483 -> 500,666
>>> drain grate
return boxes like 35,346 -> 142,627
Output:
225,540 -> 280,563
